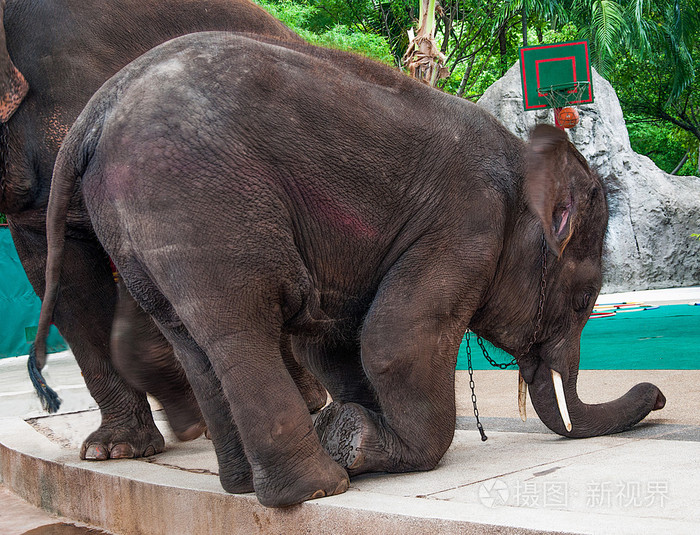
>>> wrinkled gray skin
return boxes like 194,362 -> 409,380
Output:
0,0 -> 325,460
37,33 -> 665,507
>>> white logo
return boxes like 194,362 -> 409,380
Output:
478,479 -> 509,507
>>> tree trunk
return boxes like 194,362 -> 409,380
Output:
403,0 -> 448,86
671,150 -> 690,175
498,23 -> 507,76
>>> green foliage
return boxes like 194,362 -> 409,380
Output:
256,0 -> 315,28
6,0 -> 696,178
539,21 -> 580,43
626,115 -> 699,175
255,0 -> 393,62
267,0 -> 700,174
310,24 -> 394,62
580,0 -> 627,74
0,213 -> 6,225
342,0 -> 414,64
610,41 -> 700,171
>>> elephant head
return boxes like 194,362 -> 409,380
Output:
0,0 -> 28,123
471,125 -> 665,438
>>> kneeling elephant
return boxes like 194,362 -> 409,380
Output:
35,32 -> 665,507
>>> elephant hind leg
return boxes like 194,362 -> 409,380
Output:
176,297 -> 348,506
156,322 -> 254,493
111,278 -> 205,441
206,329 -> 348,506
13,228 -> 165,461
293,335 -> 379,412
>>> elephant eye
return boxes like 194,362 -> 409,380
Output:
574,291 -> 592,312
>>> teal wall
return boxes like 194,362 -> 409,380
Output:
457,304 -> 700,370
0,226 -> 67,358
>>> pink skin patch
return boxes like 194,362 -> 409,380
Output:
43,111 -> 72,151
0,65 -> 29,123
557,199 -> 573,236
313,191 -> 378,240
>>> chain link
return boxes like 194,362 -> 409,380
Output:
464,233 -> 548,439
0,122 -> 7,198
465,331 -> 488,441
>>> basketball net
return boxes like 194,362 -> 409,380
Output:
539,82 -> 590,130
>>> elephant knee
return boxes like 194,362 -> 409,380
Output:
360,329 -> 404,379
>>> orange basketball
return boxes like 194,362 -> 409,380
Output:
557,107 -> 579,128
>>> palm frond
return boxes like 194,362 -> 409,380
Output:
588,0 -> 627,74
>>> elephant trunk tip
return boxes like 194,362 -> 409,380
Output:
630,381 -> 666,412
652,387 -> 666,411
529,361 -> 666,438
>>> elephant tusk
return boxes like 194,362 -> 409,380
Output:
551,370 -> 572,432
518,372 -> 527,422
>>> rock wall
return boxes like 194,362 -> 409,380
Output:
477,64 -> 700,292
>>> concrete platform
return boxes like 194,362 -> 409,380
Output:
1,288 -> 699,534
2,361 -> 699,534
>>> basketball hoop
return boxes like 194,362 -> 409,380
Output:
519,41 -> 594,130
538,81 -> 591,109
539,82 -> 590,129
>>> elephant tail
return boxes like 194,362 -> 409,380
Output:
30,111 -> 105,413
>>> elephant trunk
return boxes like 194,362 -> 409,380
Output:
0,0 -> 28,123
528,353 -> 665,438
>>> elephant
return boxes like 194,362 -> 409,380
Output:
35,32 -> 666,507
0,0 -> 326,460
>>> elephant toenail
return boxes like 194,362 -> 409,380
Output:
311,489 -> 326,499
110,443 -> 135,458
84,444 -> 108,461
143,445 -> 156,457
333,479 -> 349,495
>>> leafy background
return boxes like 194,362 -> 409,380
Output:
256,0 -> 700,175
2,0 -> 698,224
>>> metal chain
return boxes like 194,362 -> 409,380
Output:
465,331 -> 488,441
465,233 -> 548,439
521,233 -> 548,360
0,122 -> 7,198
477,334 -> 516,369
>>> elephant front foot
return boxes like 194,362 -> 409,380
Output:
158,395 -> 207,442
315,402 -> 395,477
253,447 -> 349,508
218,458 -> 255,495
80,420 -> 165,460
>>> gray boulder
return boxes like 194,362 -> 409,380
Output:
478,64 -> 700,292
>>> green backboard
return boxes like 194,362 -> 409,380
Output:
520,41 -> 594,110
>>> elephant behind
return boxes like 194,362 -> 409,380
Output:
36,32 -> 664,507
0,0 -> 325,460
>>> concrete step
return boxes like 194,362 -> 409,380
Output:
2,409 -> 698,535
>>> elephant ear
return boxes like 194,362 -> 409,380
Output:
525,124 -> 579,256
0,0 -> 28,123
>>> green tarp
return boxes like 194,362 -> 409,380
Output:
0,226 -> 66,358
458,304 -> 700,370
